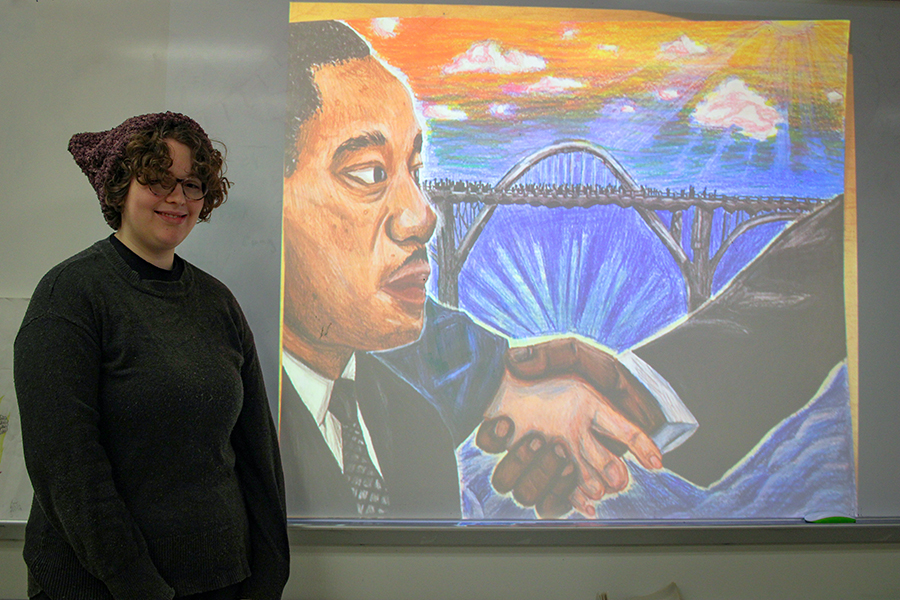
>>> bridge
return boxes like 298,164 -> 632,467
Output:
425,140 -> 833,312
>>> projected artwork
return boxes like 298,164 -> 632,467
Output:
279,8 -> 854,521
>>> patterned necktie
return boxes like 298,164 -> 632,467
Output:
328,378 -> 390,516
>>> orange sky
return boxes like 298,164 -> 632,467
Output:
343,18 -> 848,124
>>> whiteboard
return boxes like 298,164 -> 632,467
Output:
1,0 -> 898,537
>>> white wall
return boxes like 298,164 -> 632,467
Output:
0,0 -> 171,298
2,1 -> 899,599
3,538 -> 900,600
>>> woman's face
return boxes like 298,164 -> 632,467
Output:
115,139 -> 203,269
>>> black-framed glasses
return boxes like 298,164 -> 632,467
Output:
148,175 -> 207,201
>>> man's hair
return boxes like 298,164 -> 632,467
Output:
285,20 -> 371,178
104,120 -> 230,229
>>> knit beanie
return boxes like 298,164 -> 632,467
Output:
67,111 -> 213,209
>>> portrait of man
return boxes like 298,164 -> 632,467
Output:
279,16 -> 854,521
278,19 -> 669,519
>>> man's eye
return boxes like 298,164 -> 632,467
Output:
411,164 -> 422,186
345,166 -> 387,185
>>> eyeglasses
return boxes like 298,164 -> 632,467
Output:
148,175 -> 207,201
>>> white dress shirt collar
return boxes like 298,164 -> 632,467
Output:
282,351 -> 382,474
282,351 -> 355,427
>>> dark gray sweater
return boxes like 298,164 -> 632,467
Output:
14,239 -> 289,600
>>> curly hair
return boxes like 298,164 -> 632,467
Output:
102,120 -> 231,230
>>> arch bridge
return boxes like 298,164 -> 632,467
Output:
426,140 -> 832,312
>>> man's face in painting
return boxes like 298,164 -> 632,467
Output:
283,56 -> 437,360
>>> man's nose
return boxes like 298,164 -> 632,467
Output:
386,175 -> 436,244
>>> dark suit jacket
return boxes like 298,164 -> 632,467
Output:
280,352 -> 462,519
632,196 -> 846,485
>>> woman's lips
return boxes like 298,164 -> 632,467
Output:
156,210 -> 187,224
382,260 -> 431,305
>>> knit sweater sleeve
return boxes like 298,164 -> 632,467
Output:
230,309 -> 290,600
14,269 -> 175,600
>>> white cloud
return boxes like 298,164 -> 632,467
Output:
422,104 -> 468,121
444,41 -> 545,74
597,44 -> 619,55
371,17 -> 399,38
826,90 -> 844,103
692,78 -> 784,140
660,35 -> 708,57
658,88 -> 680,101
562,28 -> 578,40
505,76 -> 584,95
489,103 -> 517,118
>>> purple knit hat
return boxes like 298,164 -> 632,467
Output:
68,111 -> 213,208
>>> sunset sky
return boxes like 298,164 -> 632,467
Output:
344,18 -> 849,141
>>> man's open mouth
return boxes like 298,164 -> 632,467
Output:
382,251 -> 431,306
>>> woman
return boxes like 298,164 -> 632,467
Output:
14,112 -> 290,600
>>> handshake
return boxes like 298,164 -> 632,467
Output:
475,338 -> 667,518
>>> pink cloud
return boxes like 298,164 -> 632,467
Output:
660,35 -> 707,57
658,88 -> 680,101
503,76 -> 584,96
693,78 -> 784,140
444,41 -> 545,74
422,104 -> 468,121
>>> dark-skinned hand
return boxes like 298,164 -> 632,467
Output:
476,337 -> 664,518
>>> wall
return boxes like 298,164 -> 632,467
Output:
2,539 -> 900,599
1,0 -> 899,598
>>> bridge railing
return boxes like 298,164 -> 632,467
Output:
425,178 -> 835,311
